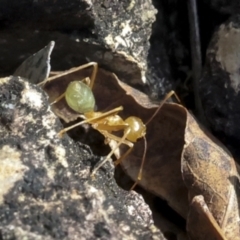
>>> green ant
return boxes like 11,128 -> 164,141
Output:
39,62 -> 178,189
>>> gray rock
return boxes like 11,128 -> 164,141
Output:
199,15 -> 240,159
0,76 -> 165,239
0,0 -> 157,89
203,0 -> 240,14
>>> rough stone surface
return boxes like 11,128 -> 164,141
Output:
203,0 -> 240,14
3,1 -> 239,238
0,76 -> 165,240
147,1 -> 190,98
0,0 -> 157,89
0,0 -> 192,100
199,15 -> 240,159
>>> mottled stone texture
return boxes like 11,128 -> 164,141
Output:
0,76 -> 165,239
0,0 -> 193,100
203,0 -> 240,14
199,15 -> 240,159
0,0 -> 157,89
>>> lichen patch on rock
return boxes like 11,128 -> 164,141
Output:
0,145 -> 27,204
215,22 -> 240,93
20,85 -> 44,110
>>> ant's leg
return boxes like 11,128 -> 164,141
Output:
115,135 -> 148,190
129,136 -> 147,190
114,135 -> 147,190
88,63 -> 98,89
49,71 -> 62,75
92,131 -> 147,191
91,129 -> 133,176
145,90 -> 181,125
50,92 -> 65,105
38,62 -> 98,87
58,106 -> 123,137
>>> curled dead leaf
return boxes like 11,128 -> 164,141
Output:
44,67 -> 189,218
182,111 -> 240,239
115,79 -> 240,240
187,195 -> 227,240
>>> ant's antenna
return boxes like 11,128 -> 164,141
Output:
145,91 -> 180,126
38,62 -> 98,88
131,90 -> 180,190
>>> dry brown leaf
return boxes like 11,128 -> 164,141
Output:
182,111 -> 240,239
116,102 -> 190,219
116,79 -> 240,239
187,195 -> 227,240
44,68 -> 189,218
108,75 -> 240,239
44,66 -> 240,239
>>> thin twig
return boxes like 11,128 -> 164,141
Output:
188,0 -> 206,125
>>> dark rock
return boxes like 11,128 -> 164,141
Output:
0,0 -> 157,90
203,0 -> 240,14
0,76 -> 165,239
147,1 -> 190,98
0,0 -> 94,30
199,15 -> 240,159
0,0 -> 192,100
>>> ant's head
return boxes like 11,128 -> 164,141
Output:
124,117 -> 146,142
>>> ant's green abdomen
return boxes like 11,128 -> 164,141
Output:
65,81 -> 95,113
